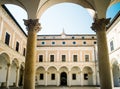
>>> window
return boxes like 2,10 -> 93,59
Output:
62,41 -> 66,45
73,55 -> 77,62
82,36 -> 85,39
84,73 -> 88,80
40,74 -> 44,80
72,74 -> 76,80
41,41 -> 45,45
23,48 -> 26,56
51,74 -> 55,80
94,41 -> 97,44
52,42 -> 55,45
16,41 -> 19,52
50,55 -> 54,62
72,36 -> 75,39
83,41 -> 86,44
110,40 -> 114,51
85,55 -> 89,62
5,32 -> 10,46
92,36 -> 94,39
39,55 -> 43,62
62,55 -> 66,62
73,41 -> 76,45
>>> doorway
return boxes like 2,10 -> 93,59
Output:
60,72 -> 67,86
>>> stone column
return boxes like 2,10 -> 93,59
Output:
57,71 -> 60,86
91,18 -> 113,89
45,71 -> 47,86
6,63 -> 11,88
23,19 -> 41,89
80,71 -> 83,86
15,66 -> 20,87
68,71 -> 71,86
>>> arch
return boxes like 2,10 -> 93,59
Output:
36,66 -> 45,73
0,52 -> 10,63
59,66 -> 69,72
109,0 -> 120,7
12,58 -> 19,67
0,1 -> 27,13
112,59 -> 120,87
47,66 -> 57,71
82,66 -> 93,85
9,58 -> 18,86
19,63 -> 24,86
37,0 -> 96,18
60,72 -> 67,86
35,66 -> 46,86
71,66 -> 81,71
0,52 -> 10,85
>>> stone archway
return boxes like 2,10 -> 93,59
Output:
19,64 -> 24,86
36,66 -> 46,86
82,66 -> 93,85
60,72 -> 67,86
0,53 -> 10,87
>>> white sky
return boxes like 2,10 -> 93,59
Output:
5,2 -> 120,35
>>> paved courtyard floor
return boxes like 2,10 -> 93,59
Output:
1,86 -> 120,89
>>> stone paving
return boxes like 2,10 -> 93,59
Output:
1,86 -> 120,89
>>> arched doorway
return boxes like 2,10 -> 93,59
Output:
60,72 -> 67,86
19,64 -> 24,86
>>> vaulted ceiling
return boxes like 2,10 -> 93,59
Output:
0,0 -> 119,19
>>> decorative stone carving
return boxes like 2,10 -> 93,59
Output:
91,18 -> 111,32
24,19 -> 41,32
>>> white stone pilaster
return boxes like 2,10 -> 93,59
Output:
6,63 -> 11,88
68,71 -> 71,86
45,71 -> 47,86
0,19 -> 3,40
15,66 -> 20,87
57,71 -> 60,86
81,71 -> 83,86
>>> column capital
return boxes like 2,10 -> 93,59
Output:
91,18 -> 111,32
24,19 -> 41,32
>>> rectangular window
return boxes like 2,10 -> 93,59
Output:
23,48 -> 26,56
5,32 -> 10,46
73,55 -> 77,62
72,74 -> 76,80
51,74 -> 55,80
39,55 -> 43,62
40,74 -> 44,80
16,41 -> 19,52
84,73 -> 88,80
85,55 -> 89,62
62,55 -> 66,62
50,55 -> 54,62
110,40 -> 114,51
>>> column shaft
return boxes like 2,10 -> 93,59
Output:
23,19 -> 40,89
91,18 -> 113,89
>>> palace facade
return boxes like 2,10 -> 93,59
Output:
0,5 -> 120,88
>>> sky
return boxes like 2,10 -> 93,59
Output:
5,2 -> 120,35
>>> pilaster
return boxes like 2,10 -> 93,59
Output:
6,63 -> 11,88
15,66 -> 20,87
